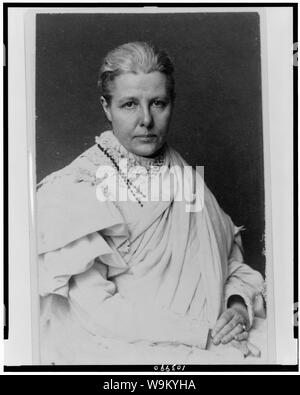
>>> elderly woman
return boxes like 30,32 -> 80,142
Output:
38,42 -> 265,365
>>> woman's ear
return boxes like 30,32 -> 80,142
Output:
100,96 -> 112,123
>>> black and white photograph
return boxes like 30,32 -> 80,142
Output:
3,3 -> 297,372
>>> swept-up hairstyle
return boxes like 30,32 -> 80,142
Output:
98,41 -> 175,103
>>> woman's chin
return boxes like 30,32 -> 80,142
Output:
132,143 -> 161,158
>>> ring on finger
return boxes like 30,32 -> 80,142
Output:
237,322 -> 247,333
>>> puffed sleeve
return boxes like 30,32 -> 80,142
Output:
38,231 -> 125,298
224,227 -> 265,327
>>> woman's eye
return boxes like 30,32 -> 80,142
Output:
152,100 -> 166,108
123,101 -> 136,109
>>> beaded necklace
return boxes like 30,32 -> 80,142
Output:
97,143 -> 147,207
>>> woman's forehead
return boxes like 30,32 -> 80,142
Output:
110,71 -> 169,99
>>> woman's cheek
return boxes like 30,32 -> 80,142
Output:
158,113 -> 172,130
120,111 -> 138,126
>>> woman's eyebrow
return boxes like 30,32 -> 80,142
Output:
117,94 -> 169,104
152,95 -> 169,100
117,96 -> 137,103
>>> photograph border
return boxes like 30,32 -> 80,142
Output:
3,2 -> 298,373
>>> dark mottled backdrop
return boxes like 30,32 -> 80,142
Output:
36,12 -> 265,274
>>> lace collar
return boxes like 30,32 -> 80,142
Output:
95,130 -> 165,172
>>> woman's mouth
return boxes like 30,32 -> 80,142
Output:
135,135 -> 157,142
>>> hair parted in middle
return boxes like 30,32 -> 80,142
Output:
98,41 -> 175,103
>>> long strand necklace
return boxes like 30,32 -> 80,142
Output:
97,143 -> 147,207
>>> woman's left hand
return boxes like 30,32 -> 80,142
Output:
211,302 -> 250,345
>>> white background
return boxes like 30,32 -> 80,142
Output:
2,4 -> 297,369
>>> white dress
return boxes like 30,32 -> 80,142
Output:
38,131 -> 266,364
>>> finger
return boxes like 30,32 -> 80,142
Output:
247,342 -> 261,358
221,323 -> 245,344
234,331 -> 249,342
213,316 -> 242,345
211,310 -> 235,338
231,340 -> 250,357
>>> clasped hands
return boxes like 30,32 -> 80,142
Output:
211,295 -> 260,357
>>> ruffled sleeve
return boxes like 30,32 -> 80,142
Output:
39,231 -> 128,298
37,149 -> 132,297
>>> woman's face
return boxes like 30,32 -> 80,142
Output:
101,71 -> 173,157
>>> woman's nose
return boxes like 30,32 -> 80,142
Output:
139,106 -> 153,128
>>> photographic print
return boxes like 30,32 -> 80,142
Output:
3,5 -> 287,369
32,9 -> 269,366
